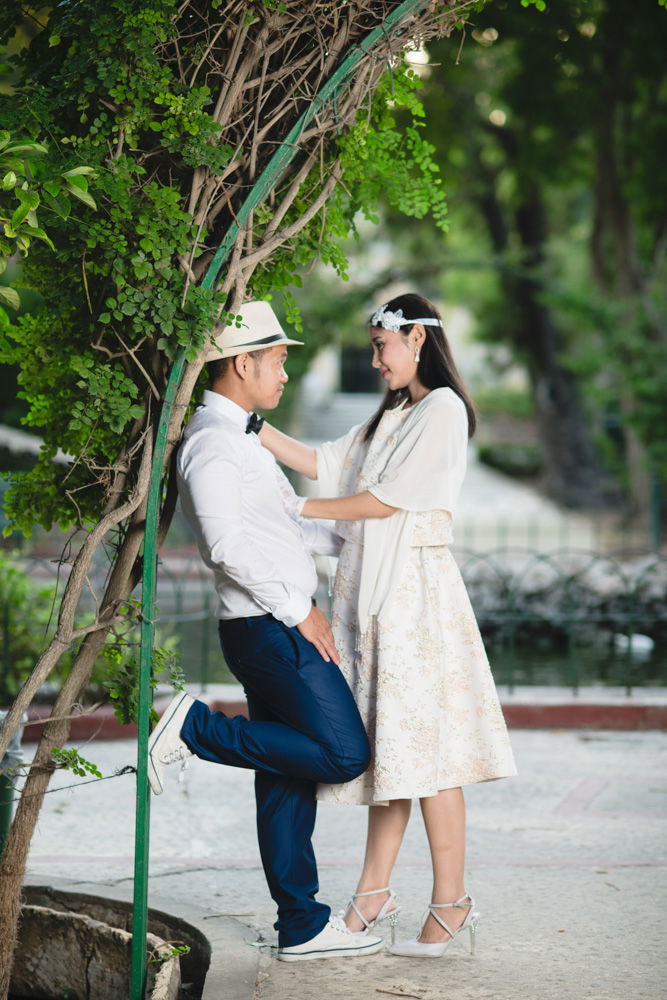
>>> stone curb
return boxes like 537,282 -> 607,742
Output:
21,684 -> 667,740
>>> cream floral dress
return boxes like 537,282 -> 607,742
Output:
317,401 -> 516,806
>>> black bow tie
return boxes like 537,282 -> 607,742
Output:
246,412 -> 265,435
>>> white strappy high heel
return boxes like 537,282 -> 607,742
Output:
343,887 -> 401,944
388,894 -> 479,958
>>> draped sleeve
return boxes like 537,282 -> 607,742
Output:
368,388 -> 468,516
357,388 -> 469,637
316,422 -> 365,496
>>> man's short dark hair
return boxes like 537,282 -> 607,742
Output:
207,346 -> 273,386
207,357 -> 231,384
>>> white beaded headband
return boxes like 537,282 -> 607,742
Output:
370,303 -> 443,333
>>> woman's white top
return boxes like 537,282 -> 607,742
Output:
316,387 -> 468,640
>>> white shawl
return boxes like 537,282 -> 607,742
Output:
316,388 -> 468,640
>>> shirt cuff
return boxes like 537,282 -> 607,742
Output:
273,591 -> 313,629
292,494 -> 307,517
314,523 -> 343,556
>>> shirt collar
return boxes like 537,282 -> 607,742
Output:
201,389 -> 250,431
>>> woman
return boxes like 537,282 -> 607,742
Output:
259,292 -> 516,958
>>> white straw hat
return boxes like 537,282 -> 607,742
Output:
205,301 -> 303,360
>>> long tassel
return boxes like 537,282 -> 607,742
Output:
355,616 -> 377,654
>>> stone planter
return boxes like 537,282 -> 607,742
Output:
10,887 -> 211,1000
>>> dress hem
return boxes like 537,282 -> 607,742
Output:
318,767 -> 518,806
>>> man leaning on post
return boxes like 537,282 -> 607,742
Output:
147,301 -> 382,962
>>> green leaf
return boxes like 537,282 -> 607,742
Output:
11,202 -> 31,229
62,166 -> 97,177
64,173 -> 88,192
5,141 -> 48,156
16,188 -> 40,212
66,184 -> 97,210
20,225 -> 55,250
42,192 -> 71,220
0,286 -> 21,310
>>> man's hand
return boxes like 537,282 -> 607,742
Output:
296,606 -> 340,665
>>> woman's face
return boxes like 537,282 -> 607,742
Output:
369,325 -> 418,391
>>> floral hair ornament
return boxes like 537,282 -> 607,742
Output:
370,304 -> 443,333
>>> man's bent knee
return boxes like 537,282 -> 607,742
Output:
323,739 -> 370,783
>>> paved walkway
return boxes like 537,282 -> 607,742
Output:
21,722 -> 667,999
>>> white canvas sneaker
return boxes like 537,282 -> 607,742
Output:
277,915 -> 384,962
147,692 -> 195,795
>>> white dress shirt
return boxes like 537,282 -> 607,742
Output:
176,390 -> 340,627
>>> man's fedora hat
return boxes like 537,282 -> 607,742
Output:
205,301 -> 303,361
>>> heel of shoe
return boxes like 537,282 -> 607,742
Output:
385,909 -> 400,946
468,912 -> 480,955
346,887 -> 399,938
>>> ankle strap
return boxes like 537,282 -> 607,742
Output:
353,887 -> 391,898
430,895 -> 472,910
427,896 -> 472,941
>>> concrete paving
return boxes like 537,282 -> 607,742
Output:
19,719 -> 667,1000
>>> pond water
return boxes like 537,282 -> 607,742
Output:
490,641 -> 666,690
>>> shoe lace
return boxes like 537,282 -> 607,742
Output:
160,745 -> 190,764
328,914 -> 353,936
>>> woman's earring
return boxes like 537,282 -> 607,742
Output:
414,347 -> 421,363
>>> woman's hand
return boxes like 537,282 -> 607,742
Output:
259,422 -> 317,480
301,491 -> 397,521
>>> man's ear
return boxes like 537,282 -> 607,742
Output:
232,352 -> 251,379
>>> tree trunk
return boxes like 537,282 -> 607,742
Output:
0,629 -> 108,999
513,192 -> 616,508
477,174 -> 614,508
592,134 -> 653,522
589,22 -> 666,527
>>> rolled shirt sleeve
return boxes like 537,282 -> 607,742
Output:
273,464 -> 342,557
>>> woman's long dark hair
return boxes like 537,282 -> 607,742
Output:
364,292 -> 476,441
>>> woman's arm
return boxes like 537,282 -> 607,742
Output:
302,491 -> 397,521
259,422 -> 317,480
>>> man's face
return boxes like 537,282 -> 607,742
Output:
248,344 -> 289,410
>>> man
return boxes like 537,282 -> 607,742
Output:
147,301 -> 382,962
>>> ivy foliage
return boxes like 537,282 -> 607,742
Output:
104,644 -> 185,726
0,131 -> 97,312
50,747 -> 103,778
0,0 -> 450,537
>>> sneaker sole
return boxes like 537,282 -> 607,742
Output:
277,939 -> 385,962
146,693 -> 190,795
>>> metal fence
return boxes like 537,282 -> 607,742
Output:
1,538 -> 665,698
452,546 -> 666,691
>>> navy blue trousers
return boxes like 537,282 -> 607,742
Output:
179,614 -> 370,947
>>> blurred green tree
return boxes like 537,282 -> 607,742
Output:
321,0 -> 665,512
420,0 -> 667,515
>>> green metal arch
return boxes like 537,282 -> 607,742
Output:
130,3 -> 434,994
